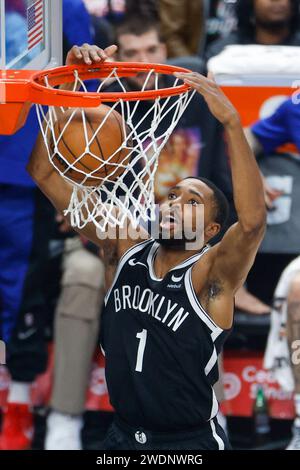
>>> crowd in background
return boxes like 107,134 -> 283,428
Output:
1,0 -> 300,451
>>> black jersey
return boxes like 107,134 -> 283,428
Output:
101,239 -> 231,432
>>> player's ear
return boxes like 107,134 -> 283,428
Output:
204,222 -> 220,240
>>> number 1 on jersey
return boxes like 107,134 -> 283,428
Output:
135,329 -> 147,372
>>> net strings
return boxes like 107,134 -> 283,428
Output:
36,68 -> 195,231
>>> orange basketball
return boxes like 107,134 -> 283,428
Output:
51,105 -> 130,186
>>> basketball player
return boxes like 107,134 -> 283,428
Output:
27,44 -> 266,450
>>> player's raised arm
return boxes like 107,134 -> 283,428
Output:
28,44 -> 149,256
175,71 -> 266,325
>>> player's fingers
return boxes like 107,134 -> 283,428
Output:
89,48 -> 102,62
71,45 -> 83,60
80,45 -> 92,64
175,71 -> 214,83
104,45 -> 118,57
92,46 -> 108,61
177,76 -> 215,96
207,71 -> 216,82
174,72 -> 216,91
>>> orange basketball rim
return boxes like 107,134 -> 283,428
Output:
0,62 -> 191,135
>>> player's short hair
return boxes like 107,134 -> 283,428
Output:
236,0 -> 300,37
114,15 -> 164,46
183,176 -> 229,229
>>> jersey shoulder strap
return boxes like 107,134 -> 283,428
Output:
104,238 -> 154,305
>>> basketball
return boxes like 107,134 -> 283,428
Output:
51,105 -> 130,186
4,0 -> 300,454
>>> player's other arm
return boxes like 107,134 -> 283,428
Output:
27,130 -> 103,245
175,72 -> 266,326
27,45 -> 118,246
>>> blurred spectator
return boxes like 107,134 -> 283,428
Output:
159,0 -> 205,58
83,0 -> 158,50
264,256 -> 300,449
5,1 -> 27,64
0,6 -> 96,450
0,6 -> 58,449
45,236 -> 105,450
206,0 -> 300,60
83,0 -> 126,51
63,0 -> 95,61
83,0 -> 126,21
83,0 -> 157,21
286,268 -> 300,449
126,0 -> 158,20
204,0 -> 237,50
108,15 -> 231,206
243,97 -> 300,308
247,97 -> 300,159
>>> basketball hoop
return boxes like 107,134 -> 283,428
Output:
0,62 -> 195,230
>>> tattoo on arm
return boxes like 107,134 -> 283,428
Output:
208,280 -> 223,299
202,279 -> 224,309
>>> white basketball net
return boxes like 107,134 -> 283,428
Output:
36,67 -> 195,231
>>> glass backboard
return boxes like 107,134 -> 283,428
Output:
0,0 -> 62,70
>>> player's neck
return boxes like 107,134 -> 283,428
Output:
154,245 -> 202,277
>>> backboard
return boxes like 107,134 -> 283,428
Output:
0,0 -> 62,70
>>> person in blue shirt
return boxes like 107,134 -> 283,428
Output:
246,97 -> 300,208
234,96 -> 300,317
0,0 -> 95,450
247,96 -> 300,449
63,0 -> 95,58
251,97 -> 300,155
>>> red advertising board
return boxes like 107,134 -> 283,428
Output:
0,347 -> 294,419
221,351 -> 295,419
0,346 -> 113,413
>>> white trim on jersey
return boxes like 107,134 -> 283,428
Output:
211,328 -> 224,343
147,243 -> 211,282
205,347 -> 218,376
104,238 -> 153,306
147,242 -> 162,281
210,419 -> 225,450
209,388 -> 219,420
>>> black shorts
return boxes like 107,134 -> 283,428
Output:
102,416 -> 231,451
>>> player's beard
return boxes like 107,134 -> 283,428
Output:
155,226 -> 199,250
155,209 -> 201,250
155,233 -> 187,249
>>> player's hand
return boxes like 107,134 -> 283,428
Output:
66,44 -> 118,66
262,175 -> 283,210
174,71 -> 239,127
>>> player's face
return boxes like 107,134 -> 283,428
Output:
254,0 -> 292,25
158,179 -> 221,249
117,30 -> 167,90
